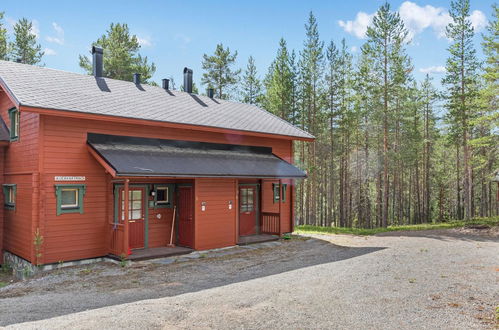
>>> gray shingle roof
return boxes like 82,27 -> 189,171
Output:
88,133 -> 306,178
0,60 -> 313,139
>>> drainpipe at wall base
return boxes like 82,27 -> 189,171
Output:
31,172 -> 41,265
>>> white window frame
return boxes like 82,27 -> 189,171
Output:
155,186 -> 169,205
60,188 -> 79,209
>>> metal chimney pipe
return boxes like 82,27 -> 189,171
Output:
162,78 -> 170,90
183,67 -> 193,93
133,73 -> 141,84
207,88 -> 214,98
92,46 -> 103,78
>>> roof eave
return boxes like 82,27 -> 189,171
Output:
115,173 -> 307,179
0,77 -> 21,108
20,105 -> 315,142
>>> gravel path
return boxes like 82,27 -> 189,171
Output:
1,228 -> 498,329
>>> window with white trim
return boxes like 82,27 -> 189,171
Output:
3,184 -> 16,209
55,184 -> 86,215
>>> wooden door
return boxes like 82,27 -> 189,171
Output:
239,186 -> 257,236
119,187 -> 146,249
177,186 -> 194,247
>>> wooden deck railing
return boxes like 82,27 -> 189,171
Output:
261,212 -> 280,235
109,223 -> 124,256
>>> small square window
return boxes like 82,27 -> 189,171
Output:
3,184 -> 16,209
55,184 -> 86,215
154,185 -> 173,208
8,108 -> 19,141
156,187 -> 169,204
61,189 -> 79,209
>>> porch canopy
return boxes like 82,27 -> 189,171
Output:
87,133 -> 306,178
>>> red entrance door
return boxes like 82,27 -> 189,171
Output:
119,187 -> 145,249
177,186 -> 194,247
239,186 -> 257,236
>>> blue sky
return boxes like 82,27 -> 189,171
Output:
1,0 -> 495,90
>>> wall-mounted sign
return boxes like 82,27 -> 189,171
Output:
54,176 -> 86,182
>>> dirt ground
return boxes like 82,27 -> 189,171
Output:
1,227 -> 498,329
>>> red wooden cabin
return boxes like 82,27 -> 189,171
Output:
0,50 -> 313,265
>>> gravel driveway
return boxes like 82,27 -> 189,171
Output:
1,227 -> 498,329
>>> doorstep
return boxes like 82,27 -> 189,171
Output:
108,246 -> 194,262
238,234 -> 280,245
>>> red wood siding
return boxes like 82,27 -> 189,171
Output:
194,178 -> 237,250
0,98 -> 295,264
0,93 -> 40,262
39,115 -> 292,261
3,175 -> 34,261
148,207 -> 174,248
0,148 -> 4,261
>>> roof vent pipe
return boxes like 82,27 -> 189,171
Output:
133,73 -> 141,84
207,88 -> 214,98
183,67 -> 193,93
92,46 -> 103,78
162,78 -> 170,90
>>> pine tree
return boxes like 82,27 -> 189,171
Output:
9,18 -> 43,65
201,43 -> 241,100
79,23 -> 156,83
420,74 -> 438,222
363,2 -> 410,227
0,12 -> 8,60
442,0 -> 480,220
473,4 -> 499,217
325,40 -> 340,226
481,4 -> 498,113
240,56 -> 262,105
298,12 -> 324,225
263,38 -> 294,120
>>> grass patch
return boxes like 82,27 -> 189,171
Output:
0,281 -> 7,288
294,217 -> 499,236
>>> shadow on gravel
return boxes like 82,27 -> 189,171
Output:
0,238 -> 385,326
375,228 -> 499,243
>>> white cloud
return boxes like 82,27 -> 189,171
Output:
351,46 -> 358,53
137,36 -> 152,47
30,19 -> 40,39
419,65 -> 446,74
469,10 -> 487,31
43,48 -> 57,56
338,12 -> 373,39
46,22 -> 64,45
52,22 -> 63,35
339,1 -> 487,40
399,1 -> 451,39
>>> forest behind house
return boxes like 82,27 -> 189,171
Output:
1,0 -> 497,228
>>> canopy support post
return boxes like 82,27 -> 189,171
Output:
123,179 -> 130,257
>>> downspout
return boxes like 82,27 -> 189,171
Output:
31,172 -> 40,264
